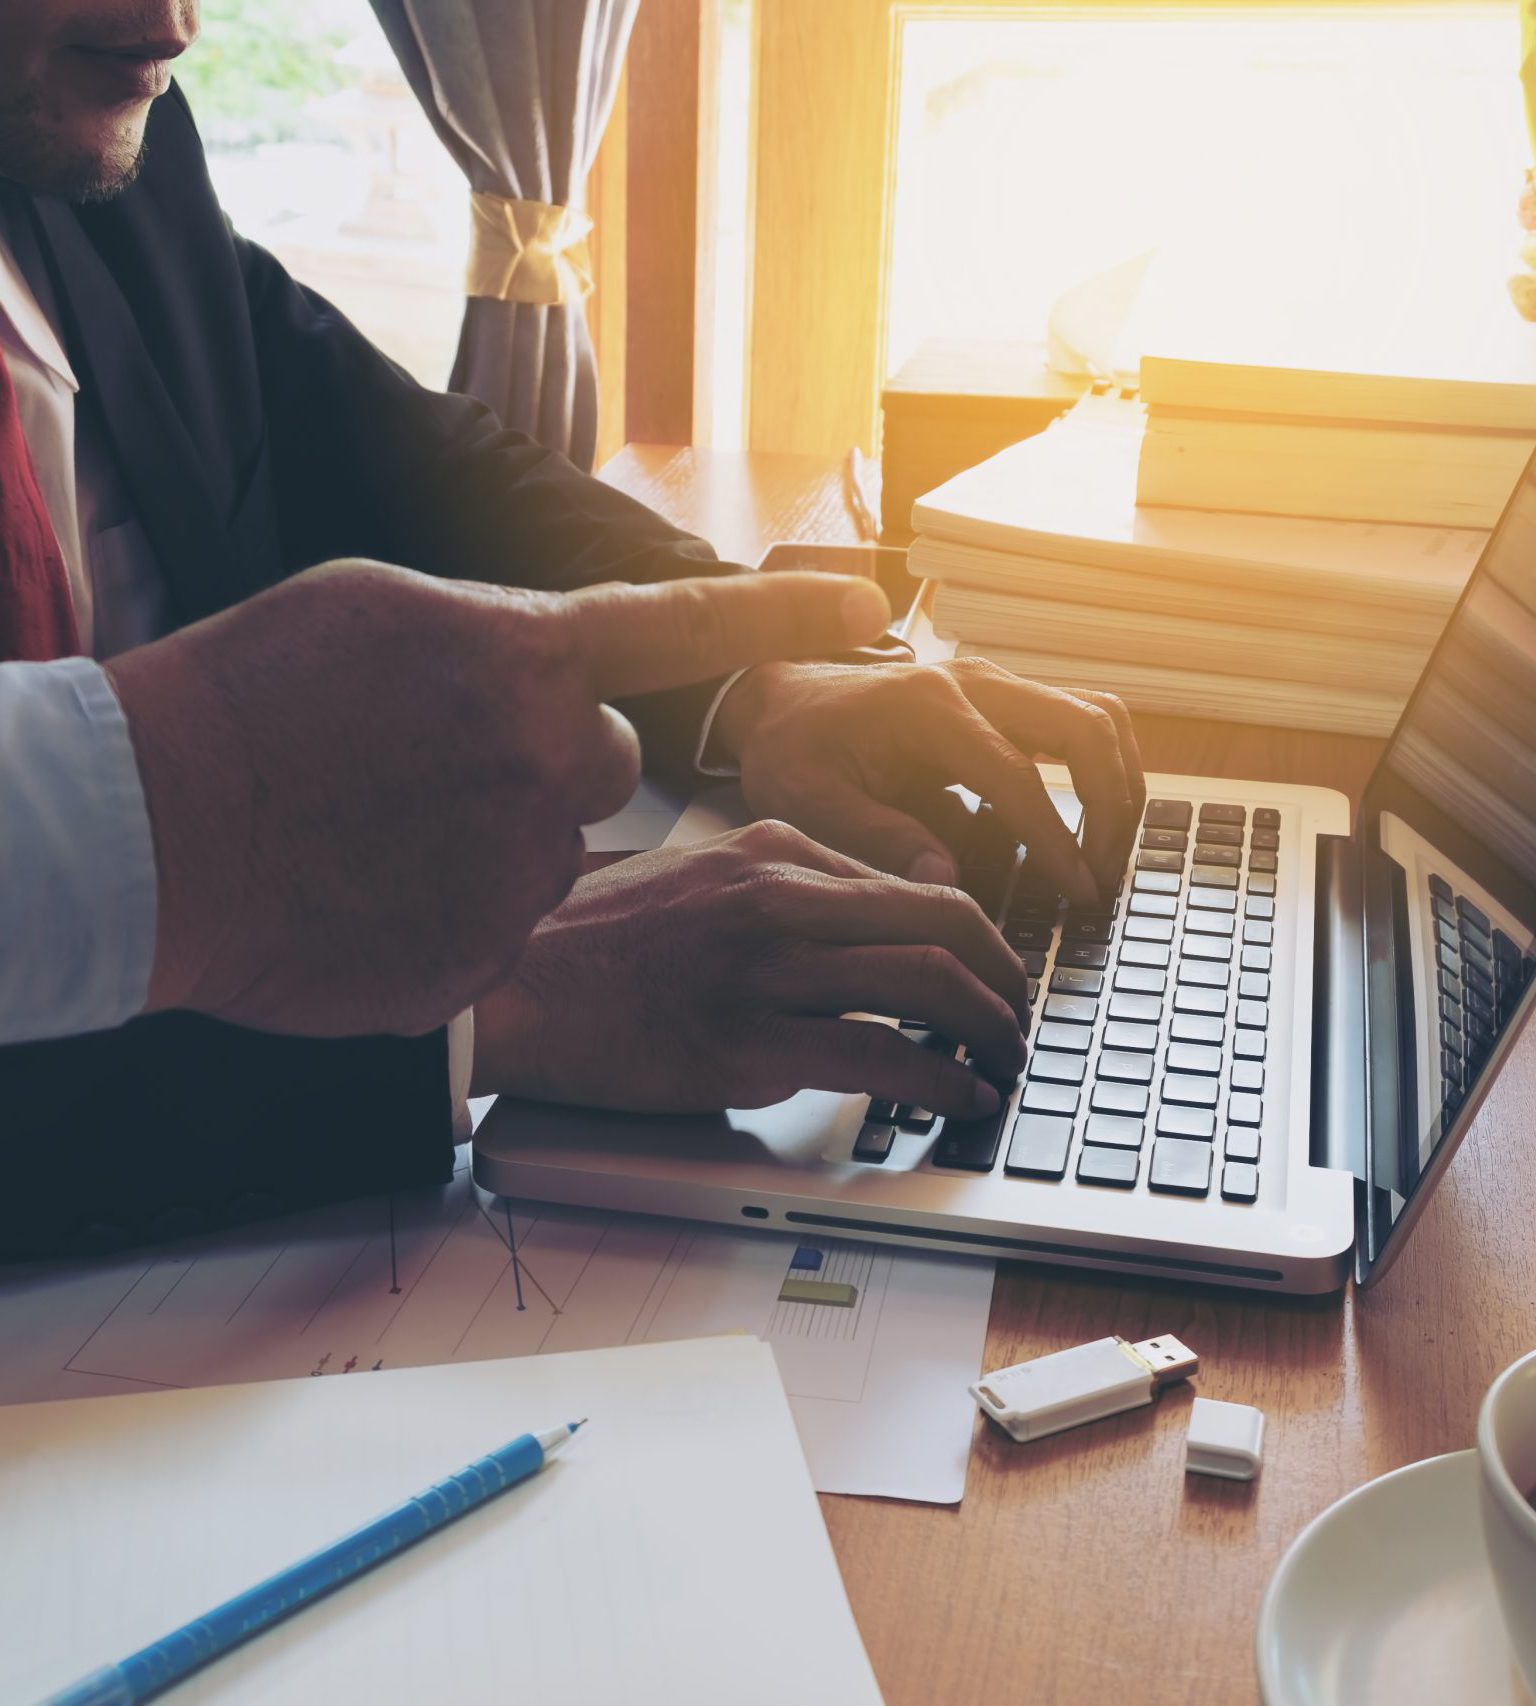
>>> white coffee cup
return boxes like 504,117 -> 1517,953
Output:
1478,1347 -> 1536,1692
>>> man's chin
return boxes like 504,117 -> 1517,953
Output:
0,110 -> 148,203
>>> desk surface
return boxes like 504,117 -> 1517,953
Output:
603,443 -> 1536,1706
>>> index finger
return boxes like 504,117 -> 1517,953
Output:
960,670 -> 1140,896
562,572 -> 891,702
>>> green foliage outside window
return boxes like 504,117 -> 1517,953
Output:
174,0 -> 351,147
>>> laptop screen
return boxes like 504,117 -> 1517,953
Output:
1359,451 -> 1536,1257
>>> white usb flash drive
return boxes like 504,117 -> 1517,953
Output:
970,1334 -> 1199,1442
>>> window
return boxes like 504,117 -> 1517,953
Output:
179,0 -> 468,388
747,0 -> 1531,458
886,6 -> 1527,380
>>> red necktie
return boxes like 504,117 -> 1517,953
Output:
0,344 -> 79,661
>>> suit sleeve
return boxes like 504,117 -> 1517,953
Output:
229,224 -> 910,780
0,1015 -> 455,1263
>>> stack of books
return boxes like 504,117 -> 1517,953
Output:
1136,353 -> 1536,529
911,395 -> 1486,734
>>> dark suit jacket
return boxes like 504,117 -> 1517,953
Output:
0,86 -> 900,1262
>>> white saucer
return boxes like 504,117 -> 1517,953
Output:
1257,1450 -> 1533,1706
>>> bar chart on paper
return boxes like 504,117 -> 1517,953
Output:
0,1155 -> 992,1501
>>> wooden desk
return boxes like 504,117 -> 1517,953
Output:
604,444 -> 1536,1706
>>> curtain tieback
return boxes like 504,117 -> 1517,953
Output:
466,193 -> 594,307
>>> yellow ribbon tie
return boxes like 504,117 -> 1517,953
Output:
466,193 -> 594,307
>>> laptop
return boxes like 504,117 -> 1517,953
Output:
474,455 -> 1536,1296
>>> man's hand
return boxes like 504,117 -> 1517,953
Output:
711,657 -> 1146,905
106,560 -> 889,1038
472,821 -> 1030,1118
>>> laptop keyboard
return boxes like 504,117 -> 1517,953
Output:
854,798 -> 1281,1203
1427,871 -> 1532,1120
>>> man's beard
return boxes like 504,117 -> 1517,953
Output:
0,84 -> 147,203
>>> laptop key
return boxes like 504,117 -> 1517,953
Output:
1108,992 -> 1162,1024
852,1120 -> 897,1163
1149,1138 -> 1213,1195
1028,1050 -> 1087,1084
1173,985 -> 1226,1016
1197,823 -> 1244,847
1050,966 -> 1104,996
1084,1112 -> 1144,1149
1250,828 -> 1281,851
1019,950 -> 1048,977
1225,1127 -> 1261,1162
1182,935 -> 1233,962
1185,909 -> 1235,937
1457,895 -> 1491,935
1103,1020 -> 1160,1053
1179,959 -> 1230,988
1129,892 -> 1178,919
1233,1030 -> 1266,1059
1253,808 -> 1282,830
1239,971 -> 1271,1001
1199,802 -> 1246,825
1228,1092 -> 1263,1126
1058,942 -> 1110,970
1077,1145 -> 1139,1188
1231,1060 -> 1264,1092
1243,919 -> 1275,945
867,1098 -> 900,1123
933,1103 -> 1011,1170
1004,1114 -> 1073,1178
1191,864 -> 1240,890
1249,850 -> 1278,874
902,1108 -> 937,1133
1166,1041 -> 1223,1076
1241,946 -> 1273,973
1092,1080 -> 1150,1116
1188,886 -> 1238,913
1236,999 -> 1268,1029
1022,1078 -> 1079,1115
1163,1073 -> 1220,1108
1120,941 -> 1172,968
1221,1162 -> 1259,1202
1144,799 -> 1194,830
1141,827 -> 1189,853
1171,1013 -> 1225,1045
1063,914 -> 1116,943
1247,873 -> 1277,897
1005,923 -> 1054,951
1133,869 -> 1182,894
1036,1022 -> 1093,1053
1125,916 -> 1175,944
1245,894 -> 1276,921
1042,994 -> 1097,1026
1193,845 -> 1242,869
1114,964 -> 1167,995
1098,1049 -> 1155,1084
1138,849 -> 1185,875
1156,1103 -> 1217,1140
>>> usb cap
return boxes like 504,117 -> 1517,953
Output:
1185,1396 -> 1265,1480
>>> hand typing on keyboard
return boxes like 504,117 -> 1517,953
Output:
469,821 -> 1029,1119
705,656 -> 1146,906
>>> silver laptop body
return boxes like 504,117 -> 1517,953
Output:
476,457 -> 1536,1296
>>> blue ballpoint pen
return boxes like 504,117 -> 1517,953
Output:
42,1418 -> 586,1706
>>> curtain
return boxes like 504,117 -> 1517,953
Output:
369,0 -> 640,470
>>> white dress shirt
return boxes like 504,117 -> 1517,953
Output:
0,203 -> 470,1124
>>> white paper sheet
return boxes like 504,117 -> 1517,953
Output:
0,1153 -> 992,1504
2,1336 -> 884,1706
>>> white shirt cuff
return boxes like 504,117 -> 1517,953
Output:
0,658 -> 158,1043
693,668 -> 749,779
447,1008 -> 475,1140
